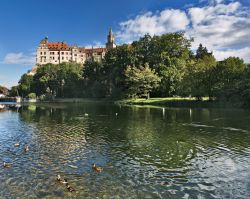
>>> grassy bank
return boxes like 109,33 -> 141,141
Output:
116,97 -> 241,108
44,98 -> 113,103
22,97 -> 243,109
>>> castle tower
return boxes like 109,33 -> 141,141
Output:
106,28 -> 116,49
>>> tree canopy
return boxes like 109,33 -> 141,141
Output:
10,32 -> 249,106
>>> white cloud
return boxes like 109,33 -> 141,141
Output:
116,1 -> 250,62
214,47 -> 250,62
2,52 -> 35,65
84,41 -> 105,49
200,0 -> 225,5
187,2 -> 249,49
117,9 -> 189,43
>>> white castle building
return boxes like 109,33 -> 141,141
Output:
35,28 -> 116,66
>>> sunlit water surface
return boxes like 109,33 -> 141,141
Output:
0,103 -> 250,198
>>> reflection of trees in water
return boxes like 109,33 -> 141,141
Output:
16,103 -> 120,162
15,104 -> 250,167
17,105 -> 89,160
119,106 -> 197,170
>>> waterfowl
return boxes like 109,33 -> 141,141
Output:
115,113 -> 118,116
84,113 -> 88,116
92,163 -> 103,173
57,175 -> 68,184
14,143 -> 20,147
66,183 -> 75,192
3,162 -> 12,168
24,145 -> 29,152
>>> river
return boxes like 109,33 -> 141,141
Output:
0,102 -> 250,198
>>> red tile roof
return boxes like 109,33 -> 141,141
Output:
46,42 -> 107,53
79,47 -> 107,53
47,42 -> 70,50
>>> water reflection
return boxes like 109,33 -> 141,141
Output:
0,103 -> 250,198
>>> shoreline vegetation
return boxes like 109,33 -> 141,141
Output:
116,97 -> 243,108
8,97 -> 242,109
2,32 -> 250,108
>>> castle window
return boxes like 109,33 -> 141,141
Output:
40,52 -> 42,55
62,57 -> 64,60
44,52 -> 46,55
74,54 -> 77,56
62,52 -> 64,55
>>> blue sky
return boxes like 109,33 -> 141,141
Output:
0,0 -> 249,88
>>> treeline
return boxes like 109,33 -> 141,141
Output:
10,32 -> 250,105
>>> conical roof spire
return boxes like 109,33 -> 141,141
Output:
109,27 -> 113,35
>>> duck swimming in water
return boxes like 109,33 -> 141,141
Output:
14,143 -> 20,147
57,175 -> 68,184
66,183 -> 75,192
3,162 -> 12,168
92,163 -> 103,173
24,145 -> 29,152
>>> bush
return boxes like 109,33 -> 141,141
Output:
27,93 -> 36,99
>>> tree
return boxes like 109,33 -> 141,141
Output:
103,44 -> 136,97
214,57 -> 247,101
9,86 -> 19,97
124,63 -> 161,98
183,45 -> 217,100
216,57 -> 246,86
83,60 -> 106,97
18,74 -> 34,97
196,44 -> 212,59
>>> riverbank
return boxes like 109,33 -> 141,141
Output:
2,97 -> 243,109
116,97 -> 242,108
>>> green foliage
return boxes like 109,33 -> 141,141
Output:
27,93 -> 36,99
196,44 -> 212,59
124,63 -> 161,98
184,53 -> 217,99
18,74 -> 34,97
13,32 -> 248,106
9,86 -> 19,97
33,63 -> 83,98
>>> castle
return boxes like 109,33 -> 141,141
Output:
35,28 -> 116,66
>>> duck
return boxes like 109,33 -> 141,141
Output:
92,163 -> 103,173
66,183 -> 75,192
84,113 -> 88,116
24,145 -> 29,152
57,175 -> 68,184
3,162 -> 12,168
115,113 -> 118,116
14,143 -> 20,147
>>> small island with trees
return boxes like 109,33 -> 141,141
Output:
5,32 -> 250,108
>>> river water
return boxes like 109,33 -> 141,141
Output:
0,103 -> 250,198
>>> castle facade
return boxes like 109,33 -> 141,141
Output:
35,28 -> 116,66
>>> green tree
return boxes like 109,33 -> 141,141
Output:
18,74 -> 34,97
214,57 -> 246,100
183,46 -> 217,100
124,63 -> 161,98
196,44 -> 212,59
